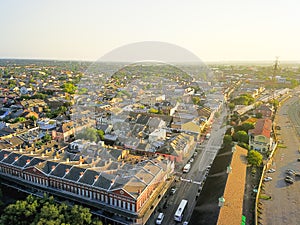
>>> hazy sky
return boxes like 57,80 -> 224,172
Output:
1,0 -> 299,62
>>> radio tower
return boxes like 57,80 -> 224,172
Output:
272,57 -> 280,112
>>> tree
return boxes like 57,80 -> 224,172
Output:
96,130 -> 105,141
247,150 -> 263,166
29,115 -> 37,122
13,117 -> 26,123
149,108 -> 159,114
233,130 -> 249,143
0,195 -> 102,225
43,133 -> 52,142
237,122 -> 254,133
255,112 -> 262,118
61,82 -> 77,94
228,102 -> 235,111
192,96 -> 201,105
76,128 -> 98,142
223,135 -> 232,147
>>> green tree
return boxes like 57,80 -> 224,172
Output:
238,122 -> 254,133
70,205 -> 92,225
228,102 -> 235,111
223,135 -> 233,147
13,117 -> 26,123
255,112 -> 262,118
247,150 -> 263,166
192,96 -> 201,105
233,130 -> 249,143
43,133 -> 52,142
149,108 -> 159,114
61,82 -> 77,94
76,128 -> 98,142
97,130 -> 105,141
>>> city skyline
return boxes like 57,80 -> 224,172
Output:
1,0 -> 300,62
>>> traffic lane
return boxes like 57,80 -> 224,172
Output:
157,179 -> 198,225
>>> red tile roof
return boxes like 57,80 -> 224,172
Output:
249,118 -> 272,138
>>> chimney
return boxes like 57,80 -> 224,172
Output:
41,153 -> 45,157
26,159 -> 31,165
65,168 -> 70,174
51,165 -> 56,171
14,156 -> 19,162
94,175 -> 99,182
66,158 -> 69,163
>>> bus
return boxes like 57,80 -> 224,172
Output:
174,199 -> 188,222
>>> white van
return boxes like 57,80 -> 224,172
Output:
183,163 -> 191,173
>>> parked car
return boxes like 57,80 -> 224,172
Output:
267,168 -> 276,173
183,222 -> 189,225
170,187 -> 177,195
263,177 -> 272,182
285,177 -> 294,184
297,158 -> 300,162
156,213 -> 164,225
189,158 -> 194,163
286,176 -> 294,181
286,169 -> 296,175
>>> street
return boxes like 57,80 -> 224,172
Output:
147,107 -> 228,225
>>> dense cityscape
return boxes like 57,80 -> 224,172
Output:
0,58 -> 299,225
1,1 -> 300,225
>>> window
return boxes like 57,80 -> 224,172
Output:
127,202 -> 131,210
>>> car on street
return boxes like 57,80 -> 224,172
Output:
156,213 -> 164,225
267,168 -> 276,173
264,177 -> 272,182
297,158 -> 300,162
183,222 -> 189,225
189,158 -> 194,163
170,187 -> 177,195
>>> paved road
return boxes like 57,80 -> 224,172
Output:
260,91 -> 300,225
147,107 -> 228,225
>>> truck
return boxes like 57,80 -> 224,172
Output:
183,163 -> 191,173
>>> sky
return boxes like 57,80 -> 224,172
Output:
0,0 -> 300,62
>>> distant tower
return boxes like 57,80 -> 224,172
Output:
272,57 -> 280,82
272,57 -> 280,111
